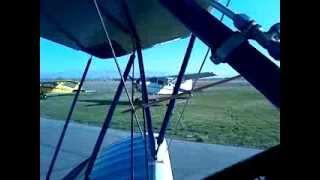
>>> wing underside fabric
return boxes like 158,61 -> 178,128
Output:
40,0 -> 211,59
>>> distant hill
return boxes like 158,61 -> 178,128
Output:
40,70 -> 244,82
40,70 -> 117,80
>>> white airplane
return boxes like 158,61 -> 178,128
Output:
130,72 -> 215,96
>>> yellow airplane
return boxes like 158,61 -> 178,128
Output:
40,80 -> 89,99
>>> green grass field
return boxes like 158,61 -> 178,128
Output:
40,80 -> 279,149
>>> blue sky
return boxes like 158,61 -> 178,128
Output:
40,0 -> 279,79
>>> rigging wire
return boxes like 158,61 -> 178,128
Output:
130,55 -> 135,180
142,110 -> 149,180
166,0 -> 233,151
93,0 -> 144,135
166,47 -> 208,151
118,0 -> 153,177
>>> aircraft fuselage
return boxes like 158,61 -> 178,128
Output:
136,79 -> 193,95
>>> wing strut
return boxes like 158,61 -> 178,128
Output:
130,52 -> 135,180
121,0 -> 157,160
157,35 -> 196,148
84,53 -> 135,179
45,56 -> 92,180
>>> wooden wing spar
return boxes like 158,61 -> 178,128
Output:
40,0 -> 212,59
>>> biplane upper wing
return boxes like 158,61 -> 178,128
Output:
40,0 -> 211,59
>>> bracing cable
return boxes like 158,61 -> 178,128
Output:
93,0 -> 143,135
166,0 -> 233,152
